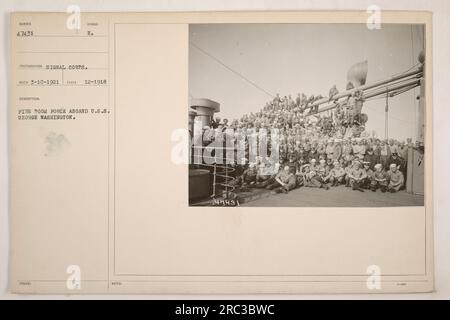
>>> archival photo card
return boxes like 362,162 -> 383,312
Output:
188,23 -> 426,207
9,11 -> 433,294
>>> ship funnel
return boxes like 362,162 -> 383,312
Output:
347,60 -> 368,87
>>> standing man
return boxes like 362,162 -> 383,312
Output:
296,93 -> 301,107
363,147 -> 378,170
389,139 -> 398,155
325,139 -> 334,161
353,90 -> 364,123
211,117 -> 221,129
329,84 -> 339,102
222,118 -> 229,130
317,141 -> 327,159
390,152 -> 405,172
273,93 -> 281,104
342,140 -> 353,167
332,139 -> 342,161
398,141 -> 409,161
379,140 -> 391,169
353,138 -> 366,160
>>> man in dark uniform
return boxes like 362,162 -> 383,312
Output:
240,163 -> 257,188
362,161 -> 374,189
390,152 -> 405,171
211,117 -> 221,129
266,165 -> 296,193
363,147 -> 379,170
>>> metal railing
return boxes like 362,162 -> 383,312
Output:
191,146 -> 238,199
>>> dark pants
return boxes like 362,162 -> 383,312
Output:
330,176 -> 344,185
380,156 -> 389,170
350,178 -> 364,191
296,175 -> 304,187
305,177 -> 323,188
387,182 -> 402,192
370,180 -> 387,192
361,177 -> 371,189
255,176 -> 274,188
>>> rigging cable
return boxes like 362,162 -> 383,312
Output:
190,41 -> 274,99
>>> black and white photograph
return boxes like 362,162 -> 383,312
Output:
188,23 -> 426,207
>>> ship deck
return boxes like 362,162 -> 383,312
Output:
191,185 -> 424,207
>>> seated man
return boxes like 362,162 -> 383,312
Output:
309,158 -> 318,172
229,157 -> 247,187
344,162 -> 353,187
295,161 -> 307,188
254,162 -> 280,188
286,154 -> 298,173
346,161 -> 367,192
302,164 -> 329,190
266,165 -> 297,193
317,159 -> 330,184
361,161 -> 374,189
390,152 -> 407,188
240,163 -> 258,188
370,163 -> 388,192
386,163 -> 404,193
326,161 -> 346,186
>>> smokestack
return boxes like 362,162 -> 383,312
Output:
189,98 -> 221,128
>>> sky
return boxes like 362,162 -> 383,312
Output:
189,23 -> 425,141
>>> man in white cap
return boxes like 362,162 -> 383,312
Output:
346,161 -> 367,192
386,163 -> 404,193
370,163 -> 388,192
